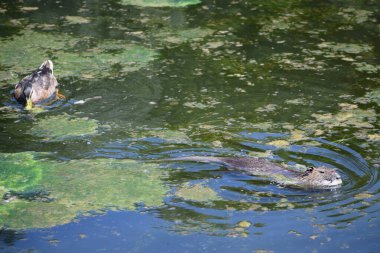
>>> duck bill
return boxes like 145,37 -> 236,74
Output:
25,97 -> 33,110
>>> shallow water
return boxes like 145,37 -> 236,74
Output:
0,0 -> 379,252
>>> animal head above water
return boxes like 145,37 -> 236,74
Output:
300,167 -> 342,189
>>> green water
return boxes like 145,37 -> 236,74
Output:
0,0 -> 379,252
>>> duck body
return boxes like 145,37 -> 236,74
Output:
13,60 -> 59,106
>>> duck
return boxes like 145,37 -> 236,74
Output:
13,60 -> 65,109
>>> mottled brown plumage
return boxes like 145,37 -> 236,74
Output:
13,60 -> 61,107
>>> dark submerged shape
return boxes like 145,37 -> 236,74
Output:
13,60 -> 62,107
168,156 -> 343,189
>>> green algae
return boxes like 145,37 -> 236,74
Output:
317,42 -> 372,55
29,114 -> 99,141
64,16 -> 91,24
355,89 -> 380,105
0,153 -> 43,192
353,62 -> 379,74
0,201 -> 76,229
311,108 -> 376,129
153,27 -> 214,45
259,12 -> 304,35
0,30 -> 158,82
55,42 -> 158,78
338,8 -> 373,24
142,129 -> 191,143
175,183 -> 220,202
267,140 -> 290,148
43,159 -> 167,212
120,0 -> 201,8
271,53 -> 327,71
0,153 -> 168,229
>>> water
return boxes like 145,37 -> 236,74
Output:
0,0 -> 379,252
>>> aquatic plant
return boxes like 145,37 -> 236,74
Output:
175,183 -> 220,202
0,153 -> 43,192
153,27 -> 214,45
119,0 -> 201,8
141,129 -> 191,143
0,30 -> 158,83
0,153 -> 168,229
29,113 -> 99,141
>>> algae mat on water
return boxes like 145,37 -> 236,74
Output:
0,153 -> 43,193
120,0 -> 201,8
0,30 -> 158,83
0,153 -> 168,229
29,113 -> 99,141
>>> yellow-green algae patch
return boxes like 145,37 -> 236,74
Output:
311,108 -> 376,129
0,153 -> 43,192
175,183 -> 220,202
141,129 -> 191,143
338,8 -> 374,24
153,27 -> 214,45
0,30 -> 158,83
29,113 -> 99,141
120,0 -> 201,8
0,153 -> 168,229
317,42 -> 372,55
64,16 -> 91,24
355,89 -> 380,105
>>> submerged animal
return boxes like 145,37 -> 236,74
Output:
13,60 -> 64,109
166,156 -> 342,189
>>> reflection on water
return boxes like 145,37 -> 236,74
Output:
0,0 -> 379,252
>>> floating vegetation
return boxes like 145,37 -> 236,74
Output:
64,16 -> 91,24
267,140 -> 290,148
311,108 -> 376,129
0,30 -> 158,82
119,0 -> 201,8
153,27 -> 214,46
271,53 -> 327,71
20,7 -> 39,12
175,183 -> 220,202
317,42 -> 372,55
355,89 -> 380,105
0,153 -> 44,192
353,62 -> 379,74
29,113 -> 99,141
338,8 -> 373,24
183,96 -> 220,110
259,12 -> 304,35
55,43 -> 157,78
354,192 -> 374,199
0,152 -> 167,229
237,220 -> 251,228
285,98 -> 308,105
255,104 -> 277,113
142,129 -> 191,143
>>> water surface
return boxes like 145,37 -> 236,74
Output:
0,0 -> 379,252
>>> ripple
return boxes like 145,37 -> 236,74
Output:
90,132 -> 378,235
